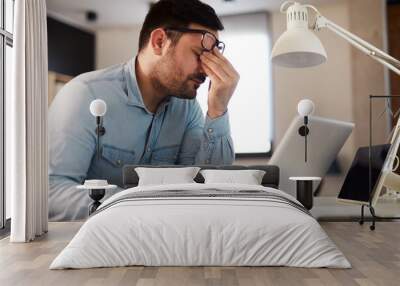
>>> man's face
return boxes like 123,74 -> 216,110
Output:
150,24 -> 219,99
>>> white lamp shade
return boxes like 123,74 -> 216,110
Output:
271,28 -> 327,68
90,99 -> 107,117
297,99 -> 315,116
271,1 -> 327,68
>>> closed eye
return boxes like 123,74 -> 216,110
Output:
194,46 -> 205,54
193,49 -> 201,57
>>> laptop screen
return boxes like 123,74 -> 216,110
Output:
338,144 -> 390,203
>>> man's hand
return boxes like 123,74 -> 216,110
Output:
200,48 -> 239,119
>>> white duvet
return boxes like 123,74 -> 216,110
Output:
50,183 -> 351,269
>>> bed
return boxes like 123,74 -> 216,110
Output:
50,165 -> 350,269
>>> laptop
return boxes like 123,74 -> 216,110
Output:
337,144 -> 390,205
270,115 -> 354,197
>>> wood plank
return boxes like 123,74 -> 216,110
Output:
1,222 -> 400,286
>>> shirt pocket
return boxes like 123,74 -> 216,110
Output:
102,144 -> 136,168
151,144 -> 180,164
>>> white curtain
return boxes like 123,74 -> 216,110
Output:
7,0 -> 49,242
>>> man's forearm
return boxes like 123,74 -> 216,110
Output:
49,177 -> 89,221
49,176 -> 121,221
195,111 -> 235,165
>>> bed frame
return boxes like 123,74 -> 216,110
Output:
122,165 -> 280,189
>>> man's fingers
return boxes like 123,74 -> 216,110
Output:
214,50 -> 240,80
203,49 -> 238,80
201,55 -> 230,82
202,52 -> 228,74
212,48 -> 231,66
202,61 -> 221,82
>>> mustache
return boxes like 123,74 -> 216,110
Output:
189,74 -> 206,84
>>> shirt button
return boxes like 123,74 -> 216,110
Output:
208,128 -> 213,133
116,159 -> 122,166
147,147 -> 151,152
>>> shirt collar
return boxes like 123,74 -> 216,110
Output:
124,57 -> 171,115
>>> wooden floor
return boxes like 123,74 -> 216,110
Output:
1,222 -> 400,286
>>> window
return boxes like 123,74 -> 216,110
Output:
1,0 -> 14,230
197,13 -> 273,155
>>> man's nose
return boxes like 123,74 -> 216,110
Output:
198,64 -> 205,75
198,58 -> 206,74
198,65 -> 207,79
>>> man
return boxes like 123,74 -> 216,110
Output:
49,0 -> 239,221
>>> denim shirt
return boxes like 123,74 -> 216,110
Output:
48,58 -> 235,221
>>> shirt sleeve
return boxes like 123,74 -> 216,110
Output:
48,80 -> 120,221
177,100 -> 235,165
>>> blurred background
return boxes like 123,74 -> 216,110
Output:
41,0 -> 400,196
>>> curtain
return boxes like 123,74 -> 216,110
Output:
7,0 -> 49,242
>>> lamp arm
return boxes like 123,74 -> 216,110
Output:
391,114 -> 400,145
314,15 -> 400,76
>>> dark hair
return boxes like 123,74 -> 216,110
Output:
138,0 -> 224,52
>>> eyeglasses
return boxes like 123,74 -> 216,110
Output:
165,27 -> 225,54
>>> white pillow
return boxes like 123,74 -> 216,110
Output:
135,167 -> 201,186
200,169 -> 266,185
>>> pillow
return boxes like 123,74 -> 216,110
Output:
135,167 -> 201,186
200,169 -> 266,185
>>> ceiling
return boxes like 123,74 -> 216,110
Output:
46,0 -> 334,30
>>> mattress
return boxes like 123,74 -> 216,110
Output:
50,183 -> 351,269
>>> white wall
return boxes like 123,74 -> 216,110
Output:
96,26 -> 141,69
197,13 -> 273,154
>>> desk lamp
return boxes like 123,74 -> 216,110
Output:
271,1 -> 400,75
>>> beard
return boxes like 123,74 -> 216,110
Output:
150,48 -> 206,100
